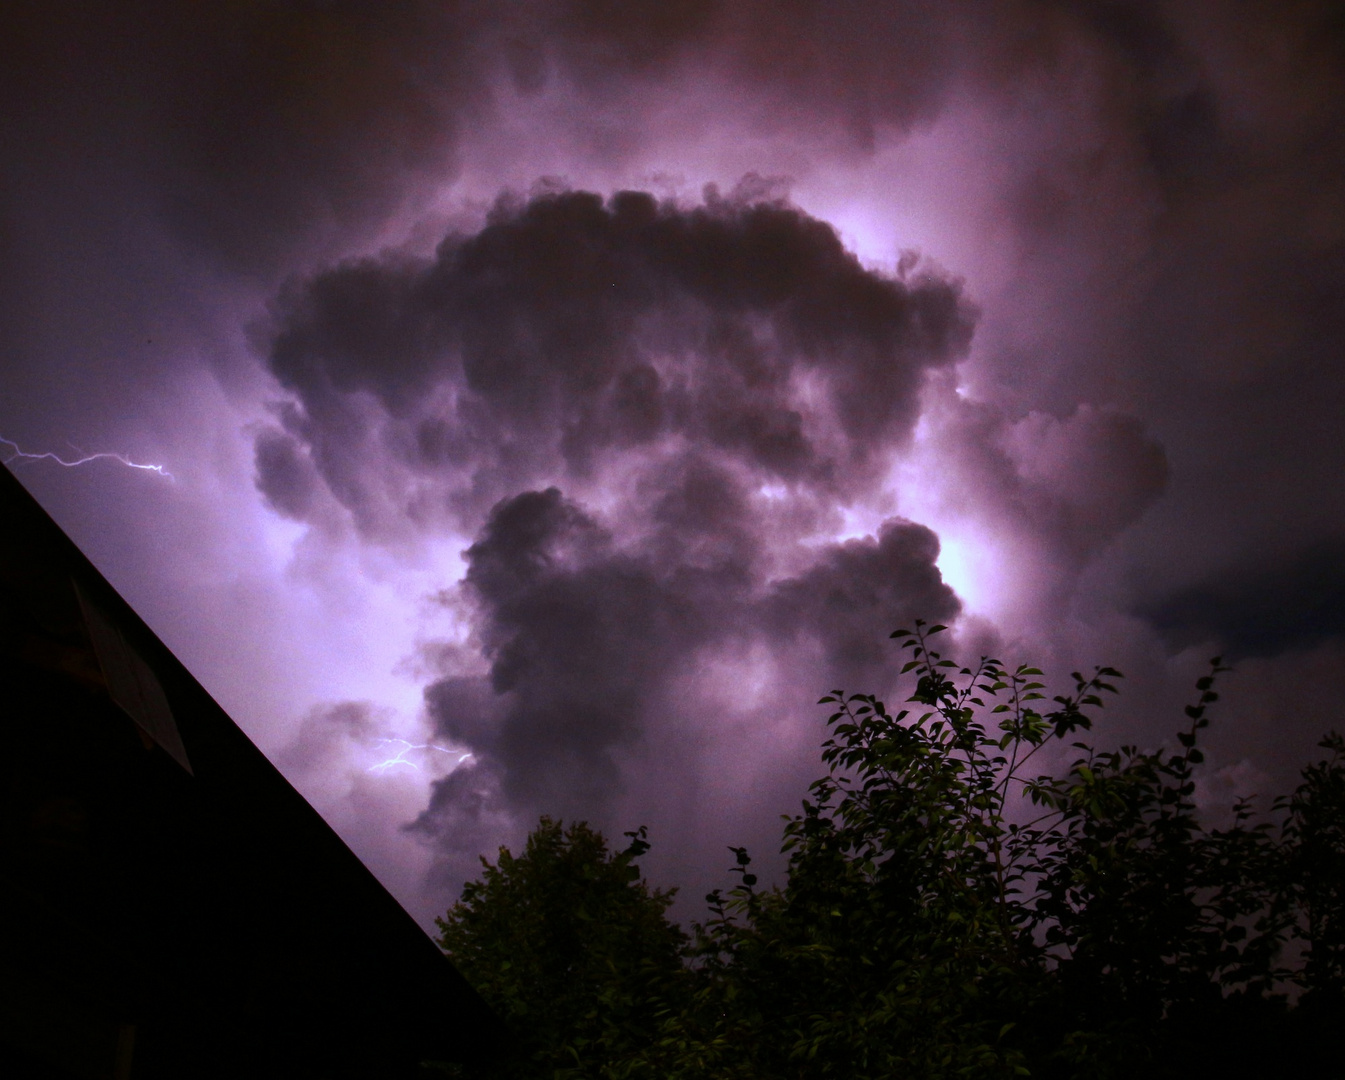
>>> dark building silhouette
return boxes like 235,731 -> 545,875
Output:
0,466 -> 500,1078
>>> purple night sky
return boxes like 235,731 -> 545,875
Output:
3,1 -> 1343,929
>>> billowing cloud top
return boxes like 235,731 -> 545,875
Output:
257,188 -> 972,533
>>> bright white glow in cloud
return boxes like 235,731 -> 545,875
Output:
931,533 -> 988,614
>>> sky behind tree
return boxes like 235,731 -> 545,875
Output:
3,0 -> 1342,926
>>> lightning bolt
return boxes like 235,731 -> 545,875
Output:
1,435 -> 173,479
367,738 -> 472,774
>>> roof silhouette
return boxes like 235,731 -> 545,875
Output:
0,465 -> 500,1079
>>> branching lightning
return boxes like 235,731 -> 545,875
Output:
367,737 -> 472,774
2,435 -> 173,479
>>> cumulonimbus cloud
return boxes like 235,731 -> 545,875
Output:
256,187 -> 970,873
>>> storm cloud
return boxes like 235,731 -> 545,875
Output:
257,189 -> 969,877
5,1 -> 1343,922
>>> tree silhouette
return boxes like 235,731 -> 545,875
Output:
435,818 -> 687,1079
439,624 -> 1345,1078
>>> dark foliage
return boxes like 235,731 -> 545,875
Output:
434,818 -> 687,1079
437,623 -> 1345,1078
